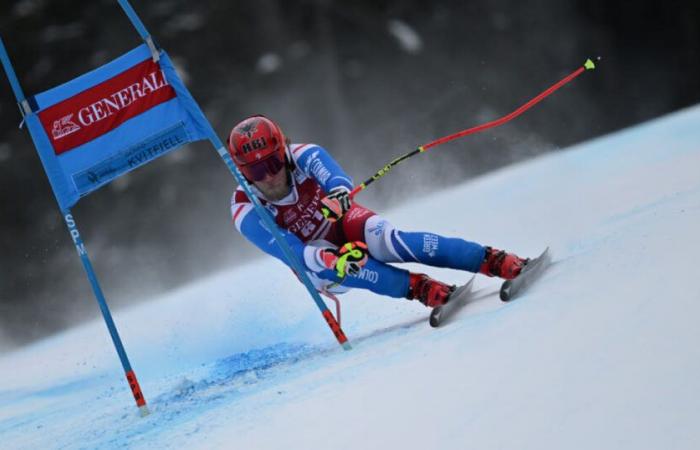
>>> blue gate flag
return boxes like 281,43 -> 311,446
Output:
23,43 -> 208,210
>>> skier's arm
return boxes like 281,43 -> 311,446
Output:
234,205 -> 331,273
294,145 -> 353,193
293,144 -> 355,222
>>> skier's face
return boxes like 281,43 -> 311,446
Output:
253,165 -> 290,201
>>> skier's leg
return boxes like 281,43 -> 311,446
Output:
304,239 -> 409,298
314,257 -> 454,306
361,215 -> 486,271
361,216 -> 527,279
315,256 -> 410,298
306,239 -> 453,306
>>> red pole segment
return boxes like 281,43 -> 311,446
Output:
422,66 -> 587,151
348,59 -> 596,200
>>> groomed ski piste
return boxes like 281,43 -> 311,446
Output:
2,105 -> 700,449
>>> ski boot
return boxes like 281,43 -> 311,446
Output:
479,246 -> 529,280
407,273 -> 454,307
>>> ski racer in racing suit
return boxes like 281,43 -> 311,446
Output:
229,116 -> 528,307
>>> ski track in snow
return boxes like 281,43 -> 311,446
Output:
2,105 -> 700,449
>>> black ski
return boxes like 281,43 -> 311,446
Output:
429,275 -> 476,328
500,247 -> 551,302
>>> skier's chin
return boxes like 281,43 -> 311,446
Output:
263,186 -> 290,201
255,172 -> 290,201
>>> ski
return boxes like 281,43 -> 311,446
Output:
429,275 -> 477,328
500,247 -> 551,302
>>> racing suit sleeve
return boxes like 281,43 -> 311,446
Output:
294,144 -> 354,193
231,195 -> 411,298
235,204 -> 330,273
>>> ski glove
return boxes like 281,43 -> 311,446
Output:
320,187 -> 352,223
320,241 -> 369,279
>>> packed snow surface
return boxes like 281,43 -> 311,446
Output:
2,105 -> 700,449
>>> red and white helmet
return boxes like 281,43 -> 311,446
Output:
228,115 -> 287,181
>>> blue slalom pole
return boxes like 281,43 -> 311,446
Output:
62,211 -> 149,415
0,37 -> 26,102
117,0 -> 353,350
117,0 -> 160,61
210,138 -> 351,349
116,0 -> 151,40
0,36 -> 150,416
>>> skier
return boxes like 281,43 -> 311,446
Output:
229,115 -> 529,307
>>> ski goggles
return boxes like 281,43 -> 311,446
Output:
240,154 -> 286,182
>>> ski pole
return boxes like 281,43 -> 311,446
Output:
347,58 -> 597,199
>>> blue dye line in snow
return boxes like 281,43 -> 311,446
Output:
153,342 -> 322,405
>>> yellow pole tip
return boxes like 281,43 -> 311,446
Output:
584,58 -> 596,70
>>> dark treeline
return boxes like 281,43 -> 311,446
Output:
1,0 -> 698,347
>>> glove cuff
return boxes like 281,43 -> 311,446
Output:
329,185 -> 351,194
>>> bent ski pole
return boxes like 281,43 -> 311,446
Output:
347,58 -> 597,200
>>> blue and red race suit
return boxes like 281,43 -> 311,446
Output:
230,143 -> 486,298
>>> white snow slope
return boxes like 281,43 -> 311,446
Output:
2,105 -> 700,450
